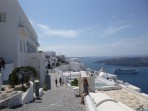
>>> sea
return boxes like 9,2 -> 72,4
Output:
78,57 -> 148,94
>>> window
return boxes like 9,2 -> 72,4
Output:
0,12 -> 6,22
24,42 -> 25,53
20,40 -> 22,52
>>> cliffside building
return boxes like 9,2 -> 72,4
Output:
0,0 -> 45,87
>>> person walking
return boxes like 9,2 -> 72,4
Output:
59,77 -> 62,86
55,78 -> 58,87
81,79 -> 89,105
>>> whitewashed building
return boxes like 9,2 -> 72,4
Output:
0,0 -> 39,67
45,51 -> 56,58
45,51 -> 57,68
0,0 -> 46,87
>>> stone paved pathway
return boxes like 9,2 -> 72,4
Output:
1,73 -> 85,111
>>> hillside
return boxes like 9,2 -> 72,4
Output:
95,57 -> 148,67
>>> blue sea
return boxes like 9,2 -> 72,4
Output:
79,57 -> 148,94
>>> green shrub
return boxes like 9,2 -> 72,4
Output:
8,66 -> 37,91
70,78 -> 78,86
8,73 -> 19,87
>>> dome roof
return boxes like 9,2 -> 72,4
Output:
99,72 -> 107,79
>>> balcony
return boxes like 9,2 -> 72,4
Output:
19,26 -> 30,37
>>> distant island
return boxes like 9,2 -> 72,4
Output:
95,57 -> 148,67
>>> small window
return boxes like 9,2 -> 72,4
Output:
0,12 -> 6,22
20,40 -> 22,52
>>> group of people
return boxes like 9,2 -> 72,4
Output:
55,77 -> 62,87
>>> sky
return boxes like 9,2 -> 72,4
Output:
18,0 -> 148,57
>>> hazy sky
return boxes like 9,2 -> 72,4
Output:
19,0 -> 148,57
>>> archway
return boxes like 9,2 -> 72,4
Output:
29,57 -> 40,81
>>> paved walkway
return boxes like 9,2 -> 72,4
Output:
1,73 -> 85,111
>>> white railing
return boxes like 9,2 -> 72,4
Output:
22,81 -> 34,104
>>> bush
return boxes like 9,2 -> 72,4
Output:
8,73 -> 19,87
8,66 -> 37,91
70,78 -> 78,86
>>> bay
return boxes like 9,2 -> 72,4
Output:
79,57 -> 148,94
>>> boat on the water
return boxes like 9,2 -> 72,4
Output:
113,68 -> 138,74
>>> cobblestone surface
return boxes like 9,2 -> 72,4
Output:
1,73 -> 85,111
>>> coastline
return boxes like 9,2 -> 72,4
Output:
79,57 -> 148,94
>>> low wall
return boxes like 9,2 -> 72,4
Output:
67,83 -> 74,92
122,86 -> 148,101
85,95 -> 98,111
95,77 -> 115,85
89,92 -> 134,111
22,81 -> 34,104
0,91 -> 22,109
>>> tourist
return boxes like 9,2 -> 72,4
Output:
55,78 -> 58,87
81,79 -> 89,105
59,77 -> 62,86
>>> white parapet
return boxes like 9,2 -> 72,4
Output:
0,91 -> 22,109
85,95 -> 98,111
121,85 -> 148,101
73,87 -> 79,97
121,84 -> 141,92
95,77 -> 115,85
22,81 -> 34,104
87,92 -> 134,111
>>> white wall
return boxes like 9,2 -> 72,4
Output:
88,93 -> 134,111
0,91 -> 22,108
56,62 -> 84,72
45,51 -> 56,57
2,63 -> 14,81
22,81 -> 34,104
0,0 -> 19,66
24,52 -> 46,87
85,95 -> 98,111
0,73 -> 2,93
0,0 -> 39,68
56,64 -> 69,71
69,62 -> 83,72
